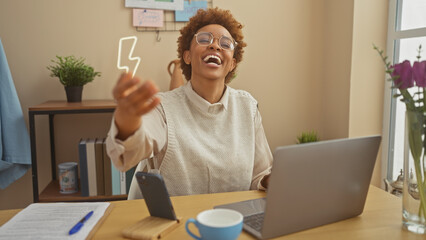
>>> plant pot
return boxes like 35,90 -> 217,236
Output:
64,86 -> 83,102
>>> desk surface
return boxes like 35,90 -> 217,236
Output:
1,186 -> 424,239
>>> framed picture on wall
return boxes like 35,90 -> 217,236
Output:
125,0 -> 184,11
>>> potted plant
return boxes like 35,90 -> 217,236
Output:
296,131 -> 320,144
47,55 -> 101,102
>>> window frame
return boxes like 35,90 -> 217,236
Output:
382,0 -> 426,184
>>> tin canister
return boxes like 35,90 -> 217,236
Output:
58,162 -> 78,194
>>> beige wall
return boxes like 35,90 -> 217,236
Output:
349,0 -> 388,186
320,0 -> 353,139
0,0 -> 388,209
320,0 -> 388,187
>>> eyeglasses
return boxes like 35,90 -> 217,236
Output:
194,32 -> 237,51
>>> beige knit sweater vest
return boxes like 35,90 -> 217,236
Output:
158,86 -> 258,196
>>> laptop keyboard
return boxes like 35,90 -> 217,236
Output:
244,212 -> 265,232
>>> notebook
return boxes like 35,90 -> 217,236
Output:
0,202 -> 112,239
215,135 -> 381,239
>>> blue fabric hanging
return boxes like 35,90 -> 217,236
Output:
0,38 -> 31,189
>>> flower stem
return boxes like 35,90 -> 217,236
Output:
401,89 -> 416,111
407,111 -> 426,219
423,88 -> 426,111
414,158 -> 426,218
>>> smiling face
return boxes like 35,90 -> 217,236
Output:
183,24 -> 237,83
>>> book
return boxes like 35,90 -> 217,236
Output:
103,139 -> 133,196
78,139 -> 89,197
80,137 -> 130,197
86,138 -> 97,196
95,138 -> 105,196
119,167 -> 137,195
120,170 -> 126,195
126,167 -> 136,194
0,202 -> 111,239
103,138 -> 112,196
111,157 -> 121,195
102,139 -> 121,195
111,163 -> 121,195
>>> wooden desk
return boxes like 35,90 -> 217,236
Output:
1,186 -> 424,239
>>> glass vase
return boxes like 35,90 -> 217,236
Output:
402,110 -> 426,234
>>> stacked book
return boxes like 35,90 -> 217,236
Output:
78,138 -> 135,197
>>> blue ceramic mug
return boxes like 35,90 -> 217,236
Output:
185,209 -> 243,240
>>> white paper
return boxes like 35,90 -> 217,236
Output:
0,202 -> 110,240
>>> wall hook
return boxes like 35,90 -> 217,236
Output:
156,30 -> 161,42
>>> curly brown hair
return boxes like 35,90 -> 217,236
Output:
177,7 -> 247,83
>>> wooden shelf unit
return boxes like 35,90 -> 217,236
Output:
29,100 -> 118,202
39,180 -> 126,202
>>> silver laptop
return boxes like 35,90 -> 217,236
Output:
215,135 -> 381,239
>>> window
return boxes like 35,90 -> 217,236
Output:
384,0 -> 426,181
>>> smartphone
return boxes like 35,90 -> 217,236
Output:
135,172 -> 177,220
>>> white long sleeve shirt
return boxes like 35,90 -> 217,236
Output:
106,81 -> 272,198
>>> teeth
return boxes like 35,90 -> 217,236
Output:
203,55 -> 222,65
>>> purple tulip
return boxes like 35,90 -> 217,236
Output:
391,60 -> 413,89
413,61 -> 426,87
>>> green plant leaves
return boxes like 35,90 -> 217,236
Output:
296,131 -> 319,144
47,55 -> 101,87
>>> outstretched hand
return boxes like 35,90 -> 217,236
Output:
113,72 -> 161,140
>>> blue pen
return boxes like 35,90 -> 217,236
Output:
69,210 -> 94,235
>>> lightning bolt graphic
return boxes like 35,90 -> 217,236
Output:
117,36 -> 141,78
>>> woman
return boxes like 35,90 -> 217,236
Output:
106,8 -> 272,199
